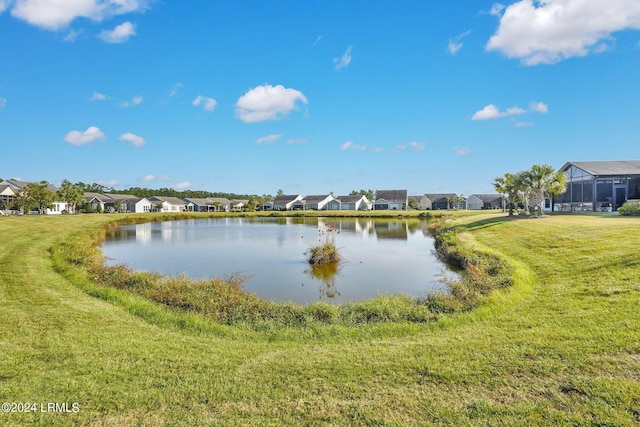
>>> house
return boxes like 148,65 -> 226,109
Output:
82,192 -> 112,212
105,194 -> 152,213
0,179 -> 67,214
0,184 -> 17,214
467,194 -> 504,210
207,197 -> 232,212
271,194 -> 303,211
417,193 -> 463,210
301,195 -> 337,210
148,196 -> 187,212
183,198 -> 211,212
373,190 -> 407,210
337,195 -> 370,211
556,160 -> 640,212
231,199 -> 249,212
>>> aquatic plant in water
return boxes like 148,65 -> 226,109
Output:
306,223 -> 341,266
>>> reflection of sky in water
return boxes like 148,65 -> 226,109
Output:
101,217 -> 451,304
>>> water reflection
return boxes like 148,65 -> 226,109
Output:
305,262 -> 341,299
101,217 -> 449,304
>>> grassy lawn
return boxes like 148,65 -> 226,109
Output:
0,212 -> 639,426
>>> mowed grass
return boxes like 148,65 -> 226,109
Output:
0,212 -> 639,426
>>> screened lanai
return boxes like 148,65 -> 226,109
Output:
555,161 -> 640,212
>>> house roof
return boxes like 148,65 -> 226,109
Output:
206,197 -> 231,205
105,193 -> 140,202
183,198 -> 209,206
150,196 -> 186,205
3,179 -> 59,193
560,160 -> 640,177
423,193 -> 459,201
471,194 -> 504,202
0,184 -> 16,196
302,195 -> 332,204
272,194 -> 300,204
375,190 -> 407,204
337,195 -> 367,203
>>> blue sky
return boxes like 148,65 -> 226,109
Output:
1,0 -> 639,197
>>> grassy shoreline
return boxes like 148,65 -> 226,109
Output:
1,211 -> 639,425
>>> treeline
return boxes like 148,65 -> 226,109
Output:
73,182 -> 259,200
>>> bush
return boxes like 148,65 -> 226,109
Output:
618,201 -> 640,216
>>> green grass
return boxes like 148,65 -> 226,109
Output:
1,212 -> 639,426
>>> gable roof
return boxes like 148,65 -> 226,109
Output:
561,160 -> 640,176
104,193 -> 140,202
272,194 -> 301,204
375,190 -> 407,204
150,196 -> 186,205
2,179 -> 59,193
471,194 -> 504,202
423,193 -> 459,201
302,195 -> 332,204
337,195 -> 367,203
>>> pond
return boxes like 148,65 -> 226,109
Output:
101,217 -> 453,304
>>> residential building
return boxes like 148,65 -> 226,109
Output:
337,195 -> 371,211
467,194 -> 504,210
373,190 -> 407,210
556,160 -> 640,212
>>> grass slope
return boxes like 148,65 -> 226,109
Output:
0,212 -> 638,426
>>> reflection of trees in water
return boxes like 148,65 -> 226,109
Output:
305,262 -> 341,299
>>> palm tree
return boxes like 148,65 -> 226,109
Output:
520,164 -> 567,216
493,172 -> 523,216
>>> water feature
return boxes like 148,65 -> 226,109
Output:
101,217 -> 452,304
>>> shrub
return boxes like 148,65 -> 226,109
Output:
618,201 -> 640,216
306,223 -> 341,265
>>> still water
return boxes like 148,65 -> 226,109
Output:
101,217 -> 451,304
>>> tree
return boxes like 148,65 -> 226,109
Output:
349,189 -> 375,201
57,180 -> 83,214
408,198 -> 419,210
19,182 -> 54,214
493,172 -> 525,216
451,194 -> 466,210
520,164 -> 567,216
277,189 -> 284,196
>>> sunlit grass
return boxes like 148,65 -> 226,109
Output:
0,211 -> 638,425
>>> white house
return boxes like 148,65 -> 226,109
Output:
301,194 -> 337,210
148,196 -> 187,212
271,194 -> 303,211
105,194 -> 152,213
337,195 -> 371,211
0,179 -> 67,214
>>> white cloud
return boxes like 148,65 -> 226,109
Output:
515,121 -> 534,128
236,84 -> 308,123
256,134 -> 282,144
97,179 -> 120,187
0,1 -> 9,13
371,147 -> 384,153
141,174 -> 170,182
99,21 -> 135,43
341,141 -> 368,151
333,45 -> 353,70
63,126 -> 106,146
286,138 -> 307,145
169,82 -> 184,97
487,0 -> 640,65
120,95 -> 143,107
448,30 -> 471,55
529,101 -> 548,113
313,35 -> 323,46
489,3 -> 505,16
0,97 -> 6,109
9,0 -> 150,30
173,181 -> 192,190
192,95 -> 217,112
471,104 -> 526,120
119,132 -> 146,147
454,147 -> 470,156
408,141 -> 425,151
90,91 -> 109,101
